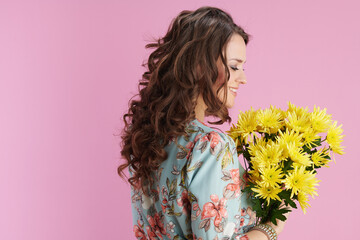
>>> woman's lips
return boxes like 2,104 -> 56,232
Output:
229,88 -> 237,96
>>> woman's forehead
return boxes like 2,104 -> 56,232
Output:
225,34 -> 247,61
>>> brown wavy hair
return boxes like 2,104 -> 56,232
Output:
117,6 -> 252,195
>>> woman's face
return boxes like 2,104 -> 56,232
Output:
215,33 -> 247,108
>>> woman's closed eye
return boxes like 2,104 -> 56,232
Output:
230,66 -> 245,71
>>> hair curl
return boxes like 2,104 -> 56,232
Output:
117,6 -> 252,195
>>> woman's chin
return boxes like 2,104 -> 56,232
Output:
226,101 -> 235,109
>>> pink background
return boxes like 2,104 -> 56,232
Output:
1,0 -> 359,239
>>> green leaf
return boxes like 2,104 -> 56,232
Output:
251,198 -> 265,218
302,144 -> 309,151
241,148 -> 252,161
282,159 -> 294,173
269,207 -> 292,225
242,182 -> 255,192
307,137 -> 322,149
279,190 -> 297,209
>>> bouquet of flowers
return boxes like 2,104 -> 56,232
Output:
226,102 -> 345,225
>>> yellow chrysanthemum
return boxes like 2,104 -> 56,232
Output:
248,169 -> 262,184
252,182 -> 282,205
248,137 -> 268,157
301,129 -> 321,148
227,107 -> 258,144
282,166 -> 321,198
285,111 -> 312,133
287,101 -> 309,117
276,128 -> 303,159
226,123 -> 242,142
250,155 -> 262,171
297,191 -> 311,214
326,121 -> 345,155
310,106 -> 332,133
257,106 -> 283,134
251,141 -> 283,168
259,165 -> 285,188
270,105 -> 287,121
287,142 -> 312,167
311,148 -> 331,167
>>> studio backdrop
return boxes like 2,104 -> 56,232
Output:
0,0 -> 358,239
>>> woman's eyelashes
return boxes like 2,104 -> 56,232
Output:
230,66 -> 245,71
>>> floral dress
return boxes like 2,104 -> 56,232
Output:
129,118 -> 256,239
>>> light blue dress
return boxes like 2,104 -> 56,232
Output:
129,118 -> 256,239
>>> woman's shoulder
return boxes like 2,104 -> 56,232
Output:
163,118 -> 236,161
187,118 -> 236,147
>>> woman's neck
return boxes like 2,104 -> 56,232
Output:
194,94 -> 206,122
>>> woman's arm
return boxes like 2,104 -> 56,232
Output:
244,230 -> 268,240
184,131 -> 289,239
246,221 -> 285,240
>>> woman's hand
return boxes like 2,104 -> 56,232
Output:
246,200 -> 290,239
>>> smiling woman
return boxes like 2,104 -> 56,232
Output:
215,34 -> 248,108
194,33 -> 248,121
118,6 -> 289,240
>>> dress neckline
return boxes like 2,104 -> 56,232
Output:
194,118 -> 209,127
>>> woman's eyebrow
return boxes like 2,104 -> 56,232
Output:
229,58 -> 246,63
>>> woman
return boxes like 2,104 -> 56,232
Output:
118,6 -> 289,239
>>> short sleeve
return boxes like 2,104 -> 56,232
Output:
185,131 -> 255,239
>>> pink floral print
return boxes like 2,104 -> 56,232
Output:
129,119 -> 256,239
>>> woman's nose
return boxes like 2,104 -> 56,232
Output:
236,77 -> 247,84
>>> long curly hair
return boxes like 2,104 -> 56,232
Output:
118,6 -> 252,195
